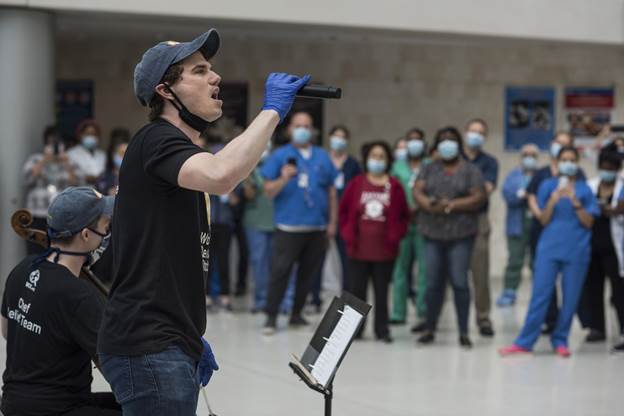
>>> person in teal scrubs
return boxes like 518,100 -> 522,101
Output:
390,128 -> 428,330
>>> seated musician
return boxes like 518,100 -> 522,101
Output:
1,186 -> 120,416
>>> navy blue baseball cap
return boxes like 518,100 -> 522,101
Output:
47,187 -> 115,238
134,29 -> 221,106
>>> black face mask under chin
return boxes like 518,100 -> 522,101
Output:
164,84 -> 212,133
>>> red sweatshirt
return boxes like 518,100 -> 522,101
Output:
339,174 -> 409,261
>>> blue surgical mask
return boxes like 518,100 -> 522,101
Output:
367,159 -> 387,175
466,132 -> 484,149
521,156 -> 537,171
599,169 -> 617,183
82,135 -> 98,150
394,148 -> 408,162
330,136 -> 348,152
113,155 -> 123,169
550,142 -> 562,159
438,140 -> 459,161
407,140 -> 424,158
292,127 -> 312,145
558,160 -> 578,177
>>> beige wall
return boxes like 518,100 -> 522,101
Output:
56,27 -> 624,277
5,0 -> 624,44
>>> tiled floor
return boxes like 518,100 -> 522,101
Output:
2,280 -> 622,416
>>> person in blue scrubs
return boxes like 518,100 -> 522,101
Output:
500,146 -> 599,357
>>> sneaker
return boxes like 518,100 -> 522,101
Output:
613,340 -> 624,352
417,331 -> 435,345
263,316 -> 277,335
411,321 -> 427,333
585,330 -> 606,343
478,320 -> 495,337
289,314 -> 310,327
498,344 -> 531,357
555,346 -> 571,358
496,289 -> 517,308
459,335 -> 472,349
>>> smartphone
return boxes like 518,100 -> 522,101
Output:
53,141 -> 60,156
286,157 -> 297,167
558,176 -> 569,189
611,125 -> 624,132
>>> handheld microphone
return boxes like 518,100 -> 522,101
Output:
296,85 -> 342,99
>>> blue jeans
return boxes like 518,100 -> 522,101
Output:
245,228 -> 295,312
99,346 -> 200,416
424,236 -> 475,335
515,254 -> 589,349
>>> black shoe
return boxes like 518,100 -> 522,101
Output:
613,341 -> 624,352
389,318 -> 406,325
377,334 -> 394,344
585,330 -> 606,343
411,322 -> 427,333
263,316 -> 277,335
289,315 -> 310,327
417,331 -> 435,344
478,320 -> 495,337
459,335 -> 473,349
542,324 -> 555,335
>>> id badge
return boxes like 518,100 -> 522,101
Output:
298,173 -> 309,189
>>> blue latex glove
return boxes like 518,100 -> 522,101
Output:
262,73 -> 311,122
198,337 -> 219,387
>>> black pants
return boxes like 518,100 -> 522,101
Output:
530,221 -> 558,327
207,223 -> 233,296
265,230 -> 327,317
233,218 -> 249,293
348,258 -> 393,339
580,248 -> 624,334
2,393 -> 120,416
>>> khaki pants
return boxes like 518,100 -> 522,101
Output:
470,213 -> 491,325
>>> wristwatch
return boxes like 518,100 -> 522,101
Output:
444,204 -> 453,215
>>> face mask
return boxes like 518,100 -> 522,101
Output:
88,228 -> 111,266
165,84 -> 211,133
367,159 -> 387,175
113,155 -> 123,169
550,142 -> 562,159
466,132 -> 484,149
292,127 -> 312,145
330,136 -> 348,152
521,156 -> 537,170
438,140 -> 459,161
82,135 -> 98,150
558,160 -> 578,177
407,140 -> 424,158
394,148 -> 408,162
599,170 -> 617,183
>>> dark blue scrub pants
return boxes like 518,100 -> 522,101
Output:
515,253 -> 589,349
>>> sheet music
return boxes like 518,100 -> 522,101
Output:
311,305 -> 362,386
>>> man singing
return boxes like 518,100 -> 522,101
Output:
97,29 -> 309,415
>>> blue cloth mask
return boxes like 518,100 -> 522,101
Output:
394,148 -> 408,162
550,142 -> 562,159
113,155 -> 124,169
466,132 -> 484,149
599,169 -> 617,183
521,156 -> 537,171
438,140 -> 459,161
367,159 -> 387,174
407,140 -> 424,158
558,160 -> 578,177
330,136 -> 348,152
292,127 -> 312,145
82,135 -> 98,150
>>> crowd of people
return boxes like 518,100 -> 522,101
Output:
20,114 -> 624,355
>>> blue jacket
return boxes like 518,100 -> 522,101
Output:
502,167 -> 530,237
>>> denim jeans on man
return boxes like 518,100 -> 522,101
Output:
424,236 -> 475,335
99,346 -> 200,416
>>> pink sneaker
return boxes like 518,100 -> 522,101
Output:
498,344 -> 531,357
555,346 -> 571,358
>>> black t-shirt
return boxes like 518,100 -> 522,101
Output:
1,256 -> 104,416
98,119 -> 210,362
